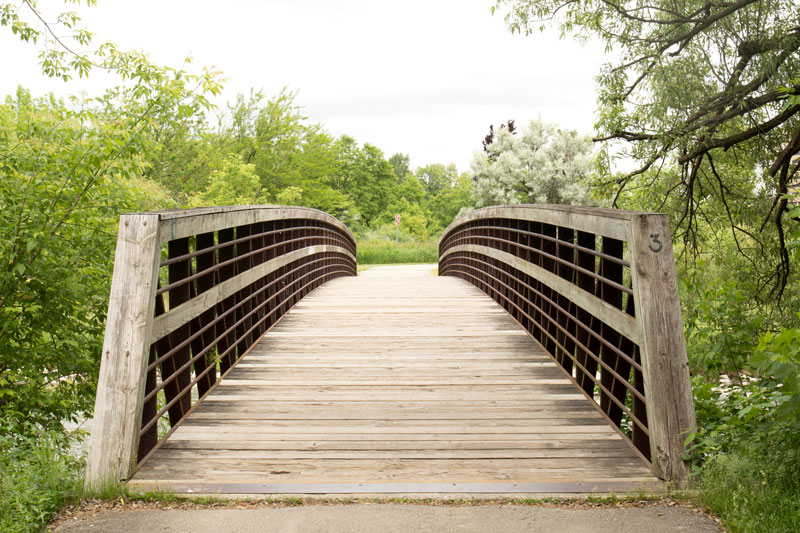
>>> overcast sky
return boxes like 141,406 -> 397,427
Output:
1,0 -> 609,171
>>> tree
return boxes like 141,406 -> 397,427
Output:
495,0 -> 800,296
0,1 -> 222,434
483,119 -> 517,157
416,163 -> 458,197
428,172 -> 474,230
251,89 -> 309,195
0,88 -> 184,432
332,137 -> 396,226
188,157 -> 263,206
379,198 -> 430,240
388,153 -> 411,182
470,118 -> 593,207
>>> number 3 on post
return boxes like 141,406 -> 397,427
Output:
648,234 -> 663,253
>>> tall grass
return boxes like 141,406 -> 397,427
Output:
357,238 -> 438,264
693,438 -> 800,532
0,430 -> 83,532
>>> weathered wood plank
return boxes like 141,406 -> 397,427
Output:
130,264 -> 659,493
440,244 -> 640,343
160,439 -> 634,451
629,214 -> 696,480
438,204 -> 635,242
150,245 -> 353,342
157,205 -> 356,244
86,214 -> 161,490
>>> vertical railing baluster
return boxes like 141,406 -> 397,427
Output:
216,228 -> 236,373
598,237 -> 624,425
234,225 -> 253,360
138,290 -> 167,460
624,296 -> 650,457
556,226 -> 575,374
165,238 -> 193,423
192,232 -> 217,396
574,231 -> 599,397
540,223 -> 558,357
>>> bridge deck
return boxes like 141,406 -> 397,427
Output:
130,265 -> 660,494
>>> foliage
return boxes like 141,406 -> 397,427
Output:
695,440 -> 800,533
357,237 -> 439,265
751,324 -> 800,432
470,117 -> 593,207
416,163 -> 458,197
684,324 -> 800,531
679,262 -> 765,376
188,157 -> 263,207
379,199 -> 430,240
0,425 -> 82,533
0,88 -> 192,432
482,120 -> 516,155
275,186 -> 304,205
427,173 -> 472,231
388,152 -> 411,181
495,0 -> 800,295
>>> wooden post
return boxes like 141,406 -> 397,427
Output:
629,213 -> 696,480
85,214 -> 161,491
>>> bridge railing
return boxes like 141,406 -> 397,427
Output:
85,206 -> 356,489
439,205 -> 696,480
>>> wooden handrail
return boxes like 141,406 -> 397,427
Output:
438,204 -> 696,481
84,206 -> 356,490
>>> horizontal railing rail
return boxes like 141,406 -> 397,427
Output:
85,206 -> 356,489
438,205 -> 696,480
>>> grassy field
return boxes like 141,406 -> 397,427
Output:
356,238 -> 438,265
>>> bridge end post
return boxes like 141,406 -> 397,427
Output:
629,213 -> 697,481
84,214 -> 161,492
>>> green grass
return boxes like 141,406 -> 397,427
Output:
692,438 -> 800,532
356,238 -> 438,264
0,432 -> 83,533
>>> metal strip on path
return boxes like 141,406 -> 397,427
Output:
128,481 -> 665,495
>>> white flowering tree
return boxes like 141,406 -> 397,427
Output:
471,118 -> 593,207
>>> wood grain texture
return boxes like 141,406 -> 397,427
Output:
149,244 -> 354,342
439,204 -> 637,242
156,205 -> 356,244
440,243 -> 640,343
85,214 -> 162,490
131,264 -> 660,494
629,214 -> 696,480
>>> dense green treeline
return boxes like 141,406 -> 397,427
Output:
129,87 -> 473,241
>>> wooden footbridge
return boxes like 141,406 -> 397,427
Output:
85,205 -> 695,495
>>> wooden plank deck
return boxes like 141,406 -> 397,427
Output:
130,264 -> 661,495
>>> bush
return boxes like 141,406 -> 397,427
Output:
0,426 -> 82,532
695,438 -> 800,532
686,326 -> 800,532
357,237 -> 438,264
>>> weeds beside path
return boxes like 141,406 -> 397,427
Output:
357,238 -> 438,264
48,497 -> 722,533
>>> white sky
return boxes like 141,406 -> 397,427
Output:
1,0 -> 609,171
